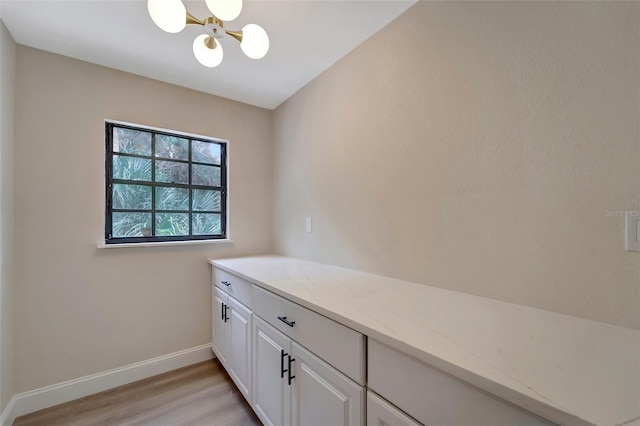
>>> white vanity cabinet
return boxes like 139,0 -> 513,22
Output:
252,314 -> 364,426
208,256 -> 637,426
212,266 -> 365,426
211,269 -> 253,403
211,261 -> 561,426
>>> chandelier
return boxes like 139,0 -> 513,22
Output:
148,0 -> 269,67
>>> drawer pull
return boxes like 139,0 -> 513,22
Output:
221,280 -> 231,287
277,316 -> 296,327
280,349 -> 288,378
287,355 -> 295,385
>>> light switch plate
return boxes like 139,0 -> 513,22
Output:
306,217 -> 312,233
625,213 -> 640,252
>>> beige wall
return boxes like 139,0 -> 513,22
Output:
14,47 -> 273,392
273,1 -> 640,329
0,20 -> 16,410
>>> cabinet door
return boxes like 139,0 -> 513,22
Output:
252,315 -> 292,426
228,296 -> 253,403
291,342 -> 364,426
367,391 -> 421,426
212,286 -> 228,367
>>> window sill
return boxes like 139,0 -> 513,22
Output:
97,239 -> 234,249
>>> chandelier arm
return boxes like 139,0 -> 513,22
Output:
205,37 -> 217,49
186,11 -> 204,26
225,30 -> 243,43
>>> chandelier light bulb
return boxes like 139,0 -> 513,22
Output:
147,0 -> 187,33
240,24 -> 269,59
193,34 -> 224,67
205,0 -> 242,22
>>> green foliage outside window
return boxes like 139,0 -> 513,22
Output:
106,124 -> 226,243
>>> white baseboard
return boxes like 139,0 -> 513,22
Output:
1,343 -> 213,426
0,396 -> 16,426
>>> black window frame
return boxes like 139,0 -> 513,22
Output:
105,121 -> 228,244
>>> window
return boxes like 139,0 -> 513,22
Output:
105,122 -> 227,244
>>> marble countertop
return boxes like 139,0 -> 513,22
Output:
209,255 -> 640,426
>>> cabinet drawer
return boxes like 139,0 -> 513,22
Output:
368,340 -> 552,426
252,285 -> 365,385
213,267 -> 252,309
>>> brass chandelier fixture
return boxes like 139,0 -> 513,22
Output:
148,0 -> 269,68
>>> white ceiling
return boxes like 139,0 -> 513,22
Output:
0,0 -> 416,109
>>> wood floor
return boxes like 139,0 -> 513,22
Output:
14,359 -> 262,426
